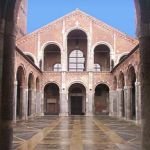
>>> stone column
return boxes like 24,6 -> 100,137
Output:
41,91 -> 44,116
117,88 -> 123,118
109,90 -> 117,116
59,90 -> 68,116
60,72 -> 68,116
0,3 -> 18,149
24,87 -> 28,120
31,88 -> 36,116
13,81 -> 18,123
135,81 -> 141,124
20,86 -> 27,120
124,86 -> 132,120
86,90 -> 93,116
35,90 -> 43,116
135,1 -> 150,149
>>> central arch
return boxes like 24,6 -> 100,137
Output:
68,83 -> 86,115
67,29 -> 87,71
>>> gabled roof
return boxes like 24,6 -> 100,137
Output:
17,9 -> 138,45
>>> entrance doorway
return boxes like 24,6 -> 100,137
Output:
68,83 -> 86,115
71,96 -> 83,115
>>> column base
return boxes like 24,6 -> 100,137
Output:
59,113 -> 68,116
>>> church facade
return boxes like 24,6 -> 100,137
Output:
14,0 -> 141,124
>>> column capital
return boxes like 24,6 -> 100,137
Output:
135,81 -> 141,86
14,80 -> 18,85
124,85 -> 132,90
117,88 -> 123,91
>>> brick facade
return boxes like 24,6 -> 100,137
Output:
14,9 -> 141,124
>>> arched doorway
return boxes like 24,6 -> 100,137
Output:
28,73 -> 34,116
67,29 -> 87,71
128,66 -> 136,120
44,83 -> 60,115
94,44 -> 110,72
16,66 -> 25,119
44,44 -> 61,71
94,84 -> 109,115
68,83 -> 86,115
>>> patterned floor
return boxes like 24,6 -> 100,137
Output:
13,116 -> 141,150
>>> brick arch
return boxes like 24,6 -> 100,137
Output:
28,72 -> 35,89
15,63 -> 26,79
94,81 -> 110,90
41,41 -> 63,53
16,65 -> 26,87
36,77 -> 40,91
113,76 -> 117,90
42,81 -> 60,91
42,42 -> 62,71
65,27 -> 89,39
117,52 -> 129,63
24,52 -> 37,65
67,81 -> 88,92
92,41 -> 114,54
126,65 -> 136,86
118,71 -> 125,88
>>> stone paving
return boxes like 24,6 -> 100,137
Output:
13,116 -> 141,150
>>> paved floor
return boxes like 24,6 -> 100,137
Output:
13,116 -> 141,150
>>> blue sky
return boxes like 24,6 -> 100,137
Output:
27,0 -> 136,37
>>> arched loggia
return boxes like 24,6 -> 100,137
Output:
44,44 -> 61,71
94,44 -> 110,71
67,29 -> 87,71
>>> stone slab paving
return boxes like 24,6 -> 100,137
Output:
13,116 -> 141,150
13,116 -> 59,150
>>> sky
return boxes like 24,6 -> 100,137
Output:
27,0 -> 136,37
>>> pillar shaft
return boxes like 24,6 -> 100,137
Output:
0,21 -> 16,150
59,91 -> 68,116
135,82 -> 141,124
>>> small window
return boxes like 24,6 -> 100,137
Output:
53,64 -> 61,71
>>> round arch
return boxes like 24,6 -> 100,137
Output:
117,52 -> 129,63
67,81 -> 88,92
41,41 -> 63,53
93,43 -> 111,72
126,65 -> 136,120
68,82 -> 86,115
43,43 -> 62,71
66,27 -> 89,40
94,83 -> 109,115
24,52 -> 37,65
42,81 -> 60,91
94,81 -> 110,90
44,82 -> 60,115
113,76 -> 117,90
92,41 -> 114,54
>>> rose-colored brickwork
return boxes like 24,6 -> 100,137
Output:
14,9 -> 141,123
